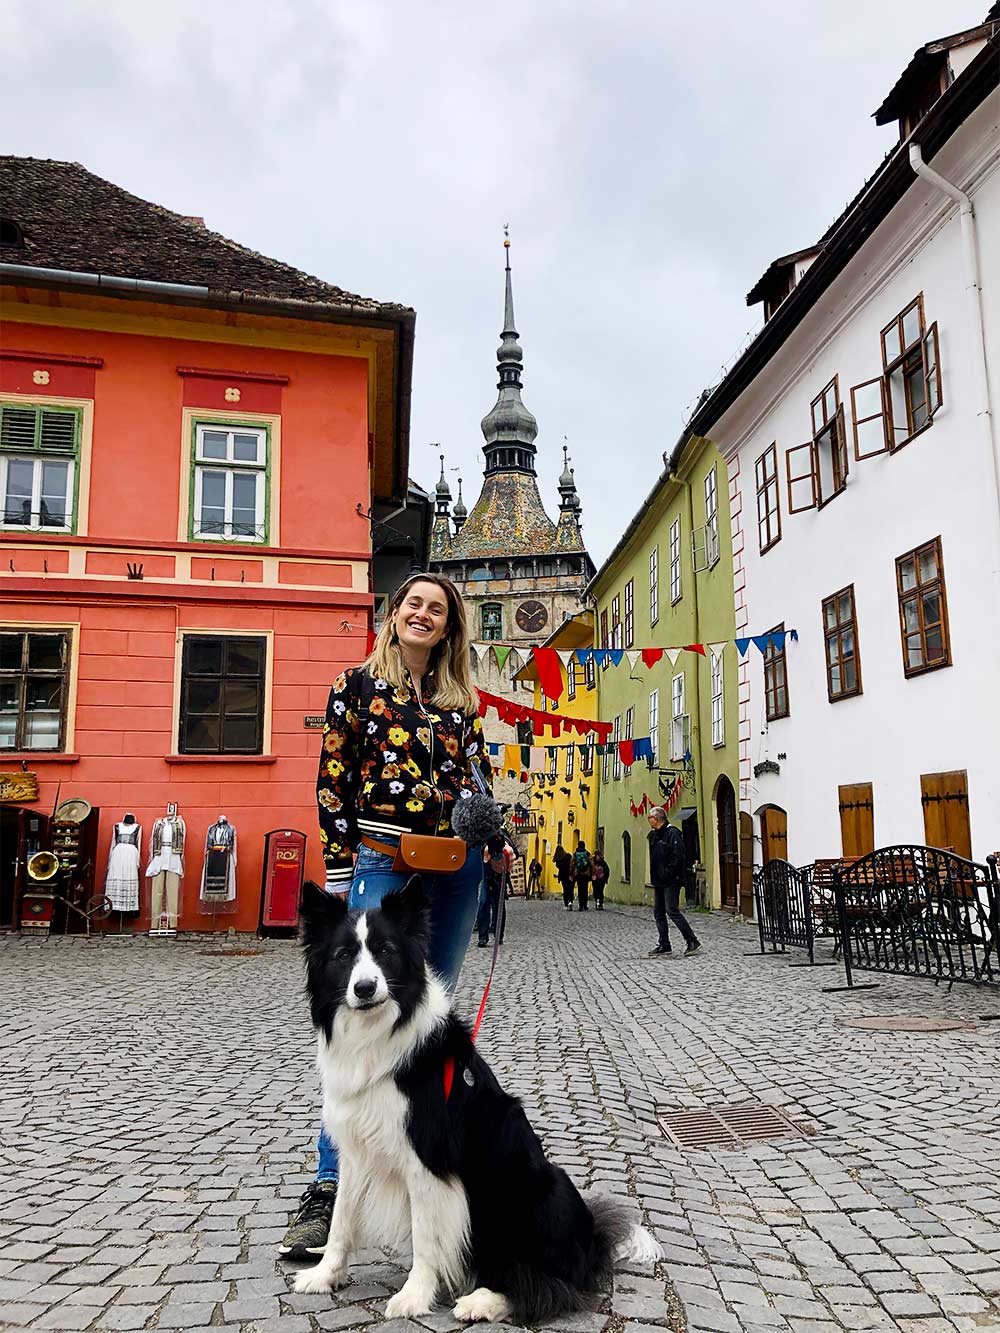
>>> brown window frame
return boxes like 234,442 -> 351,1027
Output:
763,622 -> 789,722
623,579 -> 634,649
0,628 -> 71,752
179,634 -> 266,756
610,594 -> 621,650
599,608 -> 609,649
896,537 -> 951,678
755,442 -> 781,553
785,376 -> 848,513
879,294 -> 942,450
821,586 -> 862,702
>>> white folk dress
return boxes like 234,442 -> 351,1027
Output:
105,822 -> 142,912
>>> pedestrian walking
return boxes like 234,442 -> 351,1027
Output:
646,806 -> 701,958
527,856 -> 543,898
280,571 -> 492,1260
591,851 -> 609,910
573,842 -> 592,912
554,844 -> 575,910
476,834 -> 507,946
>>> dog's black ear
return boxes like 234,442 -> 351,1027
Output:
380,874 -> 427,921
299,881 -> 348,941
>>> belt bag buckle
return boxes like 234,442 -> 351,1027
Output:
392,833 -> 467,874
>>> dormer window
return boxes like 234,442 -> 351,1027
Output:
872,17 -> 994,142
746,247 -> 821,322
0,217 -> 25,248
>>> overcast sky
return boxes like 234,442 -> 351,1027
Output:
3,0 -> 983,566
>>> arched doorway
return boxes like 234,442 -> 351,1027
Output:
716,776 -> 739,911
758,805 -> 788,864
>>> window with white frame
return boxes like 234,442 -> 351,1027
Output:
1,405 -> 81,533
711,653 -> 725,747
611,595 -> 622,650
582,735 -> 594,775
704,466 -> 720,565
649,688 -> 659,766
649,546 -> 659,625
548,747 -> 558,777
584,654 -> 596,690
567,659 -> 576,702
612,714 -> 622,780
669,516 -> 682,603
670,672 -> 687,760
623,580 -> 634,648
565,742 -> 574,780
192,422 -> 268,543
601,730 -> 611,784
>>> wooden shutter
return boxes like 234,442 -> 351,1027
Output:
838,783 -> 874,857
786,442 -> 817,512
738,810 -> 754,917
851,377 -> 891,459
920,770 -> 971,859
760,806 -> 788,863
922,322 -> 942,418
834,403 -> 849,489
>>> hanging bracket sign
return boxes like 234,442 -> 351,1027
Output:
0,772 -> 40,803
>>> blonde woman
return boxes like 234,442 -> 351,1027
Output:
280,571 -> 492,1259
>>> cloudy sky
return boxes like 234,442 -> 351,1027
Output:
3,0 -> 982,565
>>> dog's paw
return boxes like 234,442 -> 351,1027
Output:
385,1281 -> 434,1319
293,1264 -> 348,1294
453,1287 -> 512,1323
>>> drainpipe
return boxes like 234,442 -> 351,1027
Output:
909,144 -> 1000,576
681,476 -> 710,897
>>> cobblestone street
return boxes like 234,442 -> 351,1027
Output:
2,901 -> 999,1333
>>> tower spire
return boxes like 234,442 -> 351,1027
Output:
480,228 -> 538,477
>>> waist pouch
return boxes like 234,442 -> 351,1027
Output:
393,833 -> 468,874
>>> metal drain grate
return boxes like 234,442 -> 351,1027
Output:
657,1101 -> 807,1150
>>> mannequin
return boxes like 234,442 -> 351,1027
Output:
146,804 -> 186,933
104,812 -> 142,913
200,815 -> 237,903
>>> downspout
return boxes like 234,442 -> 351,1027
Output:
909,144 -> 1000,575
680,476 -> 710,897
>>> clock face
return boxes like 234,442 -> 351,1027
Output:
516,599 -> 549,634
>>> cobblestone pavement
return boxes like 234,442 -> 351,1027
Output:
2,902 -> 1000,1333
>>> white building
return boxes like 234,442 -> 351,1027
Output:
671,9 -> 1000,866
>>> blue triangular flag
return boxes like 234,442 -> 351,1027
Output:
735,637 -> 751,657
608,649 -> 625,667
592,649 -> 609,668
790,629 -> 799,641
752,634 -> 771,655
768,630 -> 787,652
574,648 -> 591,666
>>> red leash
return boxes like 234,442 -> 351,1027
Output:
443,877 -> 506,1100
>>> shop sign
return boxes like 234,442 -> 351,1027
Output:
0,771 -> 40,803
303,715 -> 325,729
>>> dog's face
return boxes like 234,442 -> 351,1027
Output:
299,877 -> 430,1038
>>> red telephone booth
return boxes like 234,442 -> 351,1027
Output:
260,829 -> 307,932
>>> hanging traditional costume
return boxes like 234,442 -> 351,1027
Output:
105,820 -> 142,913
200,817 -> 238,903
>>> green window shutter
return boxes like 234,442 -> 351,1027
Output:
0,405 -> 78,453
0,406 -> 39,451
39,410 -> 77,452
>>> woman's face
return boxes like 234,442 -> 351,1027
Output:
392,580 -> 451,656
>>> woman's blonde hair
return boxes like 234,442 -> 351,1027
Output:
364,572 -> 479,714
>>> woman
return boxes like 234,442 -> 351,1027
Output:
573,842 -> 592,912
554,844 -> 576,911
280,571 -> 491,1260
591,850 -> 609,911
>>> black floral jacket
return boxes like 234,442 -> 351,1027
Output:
317,667 -> 491,884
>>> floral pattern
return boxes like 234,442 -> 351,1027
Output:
317,667 -> 491,884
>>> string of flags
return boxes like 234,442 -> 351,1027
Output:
471,631 -> 798,705
477,689 -> 614,741
630,773 -> 683,818
485,737 -> 654,776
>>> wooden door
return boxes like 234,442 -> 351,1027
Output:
838,783 -> 874,857
738,810 -> 754,916
920,770 -> 972,859
759,807 -> 788,863
716,777 -> 739,910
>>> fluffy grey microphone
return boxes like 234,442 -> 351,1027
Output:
451,792 -> 504,845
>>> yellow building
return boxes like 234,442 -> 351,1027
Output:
513,613 -> 598,896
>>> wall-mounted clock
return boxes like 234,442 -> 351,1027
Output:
515,599 -> 549,634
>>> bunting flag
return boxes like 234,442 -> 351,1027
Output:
626,650 -> 642,670
735,637 -> 751,657
493,644 -> 512,674
477,690 -> 614,742
707,641 -> 727,661
532,647 -> 564,704
665,647 -> 682,666
618,739 -> 635,767
641,648 -> 664,668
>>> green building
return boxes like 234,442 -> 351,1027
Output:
587,434 -> 743,911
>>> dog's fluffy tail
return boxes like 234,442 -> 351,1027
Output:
588,1195 -> 664,1270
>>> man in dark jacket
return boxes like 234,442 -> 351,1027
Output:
647,806 -> 702,957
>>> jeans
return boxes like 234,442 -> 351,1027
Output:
561,876 -> 574,907
592,876 -> 605,909
475,871 -> 504,943
576,876 -> 589,910
315,838 -> 484,1183
653,880 -> 699,950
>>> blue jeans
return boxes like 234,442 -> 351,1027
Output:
315,839 -> 483,1182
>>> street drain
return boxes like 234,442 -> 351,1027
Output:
657,1102 -> 807,1150
838,1016 -> 974,1032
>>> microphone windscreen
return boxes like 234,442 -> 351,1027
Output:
451,792 -> 504,845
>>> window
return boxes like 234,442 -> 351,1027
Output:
191,422 -> 268,543
600,609 -> 609,648
584,654 -> 596,691
896,537 -> 951,676
649,547 -> 659,626
625,705 -> 634,746
822,586 -> 862,701
480,603 -> 503,642
711,654 -> 725,746
565,743 -> 575,780
612,714 -> 622,780
0,630 -> 70,751
179,635 -> 266,755
669,516 -> 682,603
755,443 -> 781,553
704,467 -> 720,565
881,296 -> 941,446
786,377 -> 848,512
582,736 -> 595,775
623,580 -> 634,649
515,719 -> 534,746
1,404 -> 80,533
566,659 -> 576,702
601,730 -> 611,784
611,595 -> 622,649
670,673 -> 687,760
549,747 -> 558,777
621,830 -> 631,884
649,688 -> 659,767
763,623 -> 789,722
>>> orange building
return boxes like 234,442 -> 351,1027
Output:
0,157 -> 414,934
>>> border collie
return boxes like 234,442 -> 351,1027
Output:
293,877 -> 661,1324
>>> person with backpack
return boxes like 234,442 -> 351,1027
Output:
647,806 -> 702,956
590,851 -> 609,910
573,842 -> 593,912
527,857 -> 543,898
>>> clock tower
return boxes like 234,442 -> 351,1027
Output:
429,237 -> 594,815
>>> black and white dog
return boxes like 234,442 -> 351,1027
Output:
293,877 -> 661,1324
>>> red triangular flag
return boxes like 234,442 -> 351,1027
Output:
532,648 -> 564,704
641,649 -> 664,668
683,643 -> 706,656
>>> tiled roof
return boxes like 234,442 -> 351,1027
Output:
448,471 -> 558,560
0,157 -> 411,318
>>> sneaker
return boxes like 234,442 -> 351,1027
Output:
477,938 -> 488,948
278,1181 -> 338,1257
685,942 -> 703,957
648,945 -> 672,956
